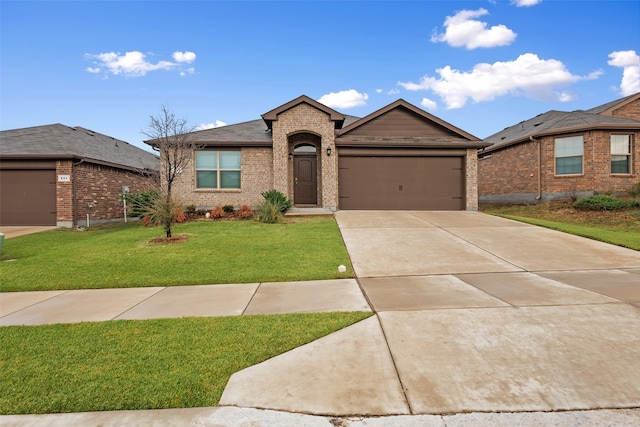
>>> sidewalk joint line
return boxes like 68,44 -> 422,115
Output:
111,286 -> 167,320
241,283 -> 261,315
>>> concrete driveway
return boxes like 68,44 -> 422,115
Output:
221,211 -> 640,416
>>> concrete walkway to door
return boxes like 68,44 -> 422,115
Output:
220,211 -> 640,417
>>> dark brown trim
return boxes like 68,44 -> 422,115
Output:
338,148 -> 467,156
336,138 -> 489,149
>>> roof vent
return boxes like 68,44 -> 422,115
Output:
533,122 -> 542,127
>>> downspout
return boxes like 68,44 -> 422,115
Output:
72,159 -> 86,227
530,136 -> 542,200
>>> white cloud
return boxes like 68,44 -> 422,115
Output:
511,0 -> 542,7
431,8 -> 517,49
608,50 -> 640,96
421,98 -> 438,111
317,89 -> 369,109
399,53 -> 597,109
173,51 -> 196,63
85,50 -> 196,77
180,67 -> 195,77
196,120 -> 227,130
376,88 -> 383,93
387,88 -> 400,95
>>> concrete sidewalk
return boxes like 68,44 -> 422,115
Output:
0,279 -> 370,326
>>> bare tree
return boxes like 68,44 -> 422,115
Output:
142,106 -> 199,238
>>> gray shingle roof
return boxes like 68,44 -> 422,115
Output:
0,124 -> 159,172
171,115 -> 362,145
482,97 -> 640,154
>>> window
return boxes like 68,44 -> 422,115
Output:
611,134 -> 632,174
555,135 -> 583,175
195,150 -> 241,189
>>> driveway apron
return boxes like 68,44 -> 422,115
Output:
220,210 -> 640,416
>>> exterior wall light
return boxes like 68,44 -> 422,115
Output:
326,146 -> 332,156
288,152 -> 293,160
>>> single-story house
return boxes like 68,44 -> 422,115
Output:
146,95 -> 490,211
478,92 -> 640,203
0,124 -> 159,227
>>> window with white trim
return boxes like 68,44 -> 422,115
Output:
555,135 -> 583,175
195,150 -> 241,189
611,134 -> 632,174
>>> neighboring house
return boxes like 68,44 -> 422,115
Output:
146,96 -> 489,211
478,92 -> 640,203
0,124 -> 159,227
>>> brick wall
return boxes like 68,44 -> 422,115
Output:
272,103 -> 338,209
611,99 -> 640,120
479,130 -> 640,203
465,149 -> 479,210
56,160 -> 74,225
171,147 -> 274,209
72,162 -> 158,226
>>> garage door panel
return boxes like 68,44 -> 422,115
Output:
338,156 -> 464,210
0,170 -> 57,225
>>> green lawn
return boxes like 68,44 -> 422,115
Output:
0,312 -> 371,415
0,217 -> 354,292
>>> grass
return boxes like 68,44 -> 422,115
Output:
0,217 -> 354,292
482,200 -> 640,250
0,312 -> 371,415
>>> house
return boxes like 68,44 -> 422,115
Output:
0,124 -> 159,227
478,93 -> 640,203
146,96 -> 489,211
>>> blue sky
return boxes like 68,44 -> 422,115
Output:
1,0 -> 639,153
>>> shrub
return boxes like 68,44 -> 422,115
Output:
573,195 -> 626,211
125,189 -> 159,217
261,189 -> 292,213
185,204 -> 196,214
629,199 -> 640,209
210,206 -> 225,219
255,200 -> 284,223
222,205 -> 234,213
630,182 -> 640,197
239,205 -> 254,219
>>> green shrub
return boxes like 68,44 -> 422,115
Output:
573,195 -> 626,211
261,189 -> 292,213
125,189 -> 159,217
222,205 -> 234,213
628,199 -> 640,209
185,204 -> 196,214
255,200 -> 284,223
630,182 -> 640,197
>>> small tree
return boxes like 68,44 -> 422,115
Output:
142,106 -> 198,238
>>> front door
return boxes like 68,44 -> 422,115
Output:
294,155 -> 317,205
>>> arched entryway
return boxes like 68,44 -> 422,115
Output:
293,143 -> 317,205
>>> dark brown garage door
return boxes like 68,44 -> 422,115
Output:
338,156 -> 465,210
0,169 -> 57,225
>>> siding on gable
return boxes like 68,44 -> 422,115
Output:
344,108 -> 459,138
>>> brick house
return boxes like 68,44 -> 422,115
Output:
0,124 -> 159,227
478,93 -> 640,203
146,96 -> 489,211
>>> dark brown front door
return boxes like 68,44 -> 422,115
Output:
294,155 -> 317,205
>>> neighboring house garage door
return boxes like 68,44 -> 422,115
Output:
338,154 -> 465,210
0,169 -> 57,225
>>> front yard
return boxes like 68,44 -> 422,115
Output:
0,216 -> 354,292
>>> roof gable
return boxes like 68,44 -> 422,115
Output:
337,99 -> 480,141
0,124 -> 159,172
261,95 -> 346,130
587,92 -> 640,116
